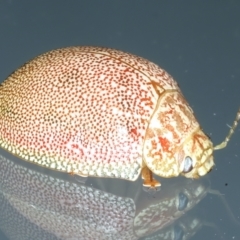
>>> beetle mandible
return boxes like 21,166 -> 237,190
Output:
0,46 -> 239,188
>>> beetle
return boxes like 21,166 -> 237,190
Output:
0,46 -> 239,188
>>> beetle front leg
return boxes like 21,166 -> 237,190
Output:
141,166 -> 161,191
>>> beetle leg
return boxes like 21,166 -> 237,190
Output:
141,166 -> 161,190
68,171 -> 88,184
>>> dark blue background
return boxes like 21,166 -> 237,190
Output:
0,1 -> 240,239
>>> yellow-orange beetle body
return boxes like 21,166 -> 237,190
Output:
0,47 -> 239,187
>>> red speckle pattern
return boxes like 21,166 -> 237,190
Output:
0,46 -> 179,181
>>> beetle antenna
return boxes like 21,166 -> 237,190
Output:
214,108 -> 240,150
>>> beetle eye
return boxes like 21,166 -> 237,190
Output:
182,156 -> 193,173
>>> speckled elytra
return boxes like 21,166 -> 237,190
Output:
0,46 -> 239,188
